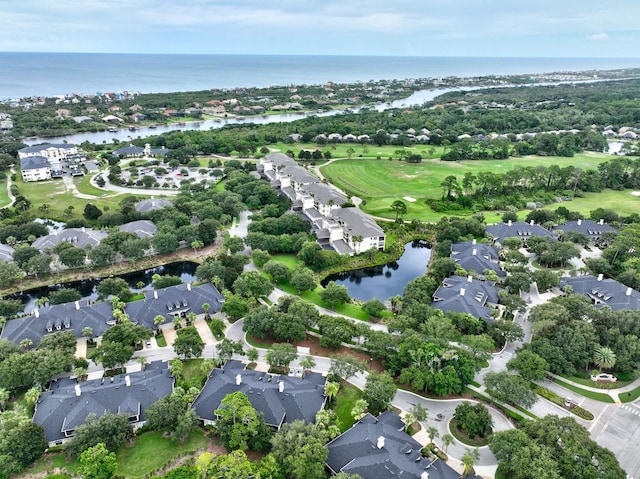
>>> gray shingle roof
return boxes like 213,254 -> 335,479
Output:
124,282 -> 224,329
0,244 -> 15,262
20,155 -> 50,170
0,300 -> 114,346
559,275 -> 640,311
450,243 -> 505,278
486,222 -> 555,242
33,361 -> 173,444
19,144 -> 75,155
118,220 -> 158,239
303,182 -> 347,206
192,360 -> 327,428
134,198 -> 174,213
263,152 -> 298,168
552,219 -> 617,239
432,275 -> 499,322
327,411 -> 463,479
32,227 -> 109,252
332,207 -> 385,238
280,165 -> 319,185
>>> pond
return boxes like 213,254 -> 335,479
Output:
9,261 -> 198,313
322,240 -> 431,302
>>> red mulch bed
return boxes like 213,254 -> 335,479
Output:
249,334 -> 384,373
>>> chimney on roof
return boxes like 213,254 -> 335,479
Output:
34,308 -> 39,318
459,288 -> 466,297
467,275 -> 473,283
507,220 -> 512,226
81,227 -> 86,233
472,248 -> 477,256
153,290 -> 158,300
236,374 -> 242,386
597,274 -> 604,281
577,219 -> 582,226
125,375 -> 131,387
599,218 -> 604,225
421,472 -> 430,479
472,239 -> 477,245
187,283 -> 192,291
279,381 -> 284,393
627,287 -> 633,296
75,300 -> 80,310
377,436 -> 385,449
530,220 -> 535,226
75,384 -> 81,396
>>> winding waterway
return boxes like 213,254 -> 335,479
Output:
322,240 -> 431,302
10,261 -> 198,313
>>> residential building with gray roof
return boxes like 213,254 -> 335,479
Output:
486,220 -> 555,246
134,198 -> 175,213
33,361 -> 174,446
118,219 -> 158,239
432,275 -> 499,322
125,282 -> 224,329
192,360 -> 327,430
559,274 -> 640,311
31,227 -> 109,252
327,411 -> 472,479
552,219 -> 617,243
0,300 -> 114,346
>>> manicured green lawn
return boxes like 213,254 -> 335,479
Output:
181,358 -> 208,389
620,385 -> 640,403
0,179 -> 9,207
267,142 -> 444,161
73,175 -> 113,197
557,373 -> 631,389
265,254 -> 371,321
15,177 -> 136,221
332,383 -> 364,432
552,378 -> 615,403
320,154 -> 619,222
541,189 -> 640,218
116,430 -> 209,478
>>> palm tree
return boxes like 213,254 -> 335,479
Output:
441,433 -> 454,453
409,403 -> 428,422
20,338 -> 33,350
136,356 -> 148,371
324,381 -> 340,404
593,345 -> 616,371
352,235 -> 364,254
427,426 -> 439,445
153,314 -> 166,331
402,411 -> 415,431
200,358 -> 215,374
461,448 -> 480,477
300,355 -> 316,371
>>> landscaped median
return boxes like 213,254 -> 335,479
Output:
551,377 -> 615,403
532,384 -> 595,420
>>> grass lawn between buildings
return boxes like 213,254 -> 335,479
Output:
27,430 -> 209,478
15,176 -> 138,221
319,153 -> 638,222
332,382 -> 364,433
267,254 -> 371,321
551,378 -> 615,403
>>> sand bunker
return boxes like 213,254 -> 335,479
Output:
631,191 -> 640,196
403,196 -> 417,202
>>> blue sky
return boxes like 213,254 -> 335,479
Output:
2,0 -> 640,57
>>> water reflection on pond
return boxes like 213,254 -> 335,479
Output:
322,240 -> 431,302
10,261 -> 198,313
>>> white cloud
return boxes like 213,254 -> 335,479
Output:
589,33 -> 609,42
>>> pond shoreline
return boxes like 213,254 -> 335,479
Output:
0,242 -> 219,298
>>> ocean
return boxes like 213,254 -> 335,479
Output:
2,52 -> 640,99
